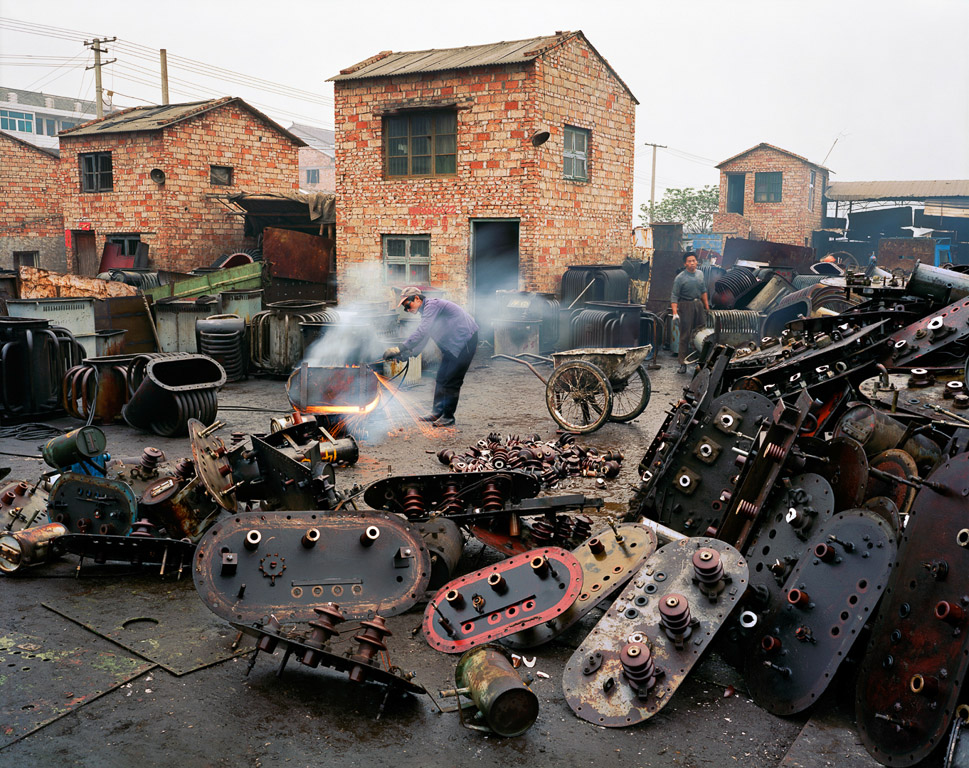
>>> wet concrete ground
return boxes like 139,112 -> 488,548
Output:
0,349 -> 903,767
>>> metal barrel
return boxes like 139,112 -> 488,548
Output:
455,644 -> 539,737
42,426 -> 107,469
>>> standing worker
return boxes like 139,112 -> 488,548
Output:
383,287 -> 479,427
670,252 -> 710,374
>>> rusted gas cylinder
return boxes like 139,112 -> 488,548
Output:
42,426 -> 107,469
454,644 -> 538,737
0,522 -> 67,574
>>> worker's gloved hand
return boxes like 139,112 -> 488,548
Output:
383,346 -> 401,360
672,313 -> 679,320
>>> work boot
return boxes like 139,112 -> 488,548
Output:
418,413 -> 441,422
432,416 -> 456,427
677,364 -> 687,374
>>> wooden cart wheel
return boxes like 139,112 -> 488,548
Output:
545,360 -> 613,434
608,365 -> 651,423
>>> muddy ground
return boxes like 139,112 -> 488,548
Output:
0,349 -> 901,767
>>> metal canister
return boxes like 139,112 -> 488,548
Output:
454,644 -> 538,737
0,522 -> 67,574
42,426 -> 107,469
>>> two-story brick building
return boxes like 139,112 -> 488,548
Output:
0,130 -> 65,271
711,143 -> 830,248
329,31 -> 637,310
57,97 -> 304,274
289,123 -> 336,193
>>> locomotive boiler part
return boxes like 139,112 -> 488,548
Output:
0,522 -> 67,574
194,511 -> 431,625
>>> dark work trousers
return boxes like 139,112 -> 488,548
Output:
432,332 -> 479,419
677,299 -> 706,364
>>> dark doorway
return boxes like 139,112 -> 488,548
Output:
471,219 -> 520,338
74,230 -> 98,275
727,174 -> 745,215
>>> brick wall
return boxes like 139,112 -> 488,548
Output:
712,146 -> 828,247
59,103 -> 300,273
299,147 -> 335,192
0,134 -> 66,270
334,34 -> 636,303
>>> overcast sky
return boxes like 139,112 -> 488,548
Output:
2,0 -> 967,218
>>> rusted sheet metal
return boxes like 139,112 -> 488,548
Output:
144,262 -> 262,302
855,452 -> 969,766
263,227 -> 332,284
721,237 -> 816,273
95,296 -> 158,353
877,238 -> 937,273
16,267 -> 137,299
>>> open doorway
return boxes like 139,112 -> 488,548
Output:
471,219 -> 520,339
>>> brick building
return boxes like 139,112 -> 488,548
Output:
288,123 -> 336,193
711,143 -> 830,248
329,31 -> 637,310
1,86 -> 98,152
57,97 -> 304,274
0,130 -> 66,271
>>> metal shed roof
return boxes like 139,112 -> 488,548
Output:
825,180 -> 969,201
58,97 -> 305,146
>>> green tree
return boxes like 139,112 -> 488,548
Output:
639,185 -> 720,233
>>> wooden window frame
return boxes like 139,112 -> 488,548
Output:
754,171 -> 783,203
383,235 -> 431,284
563,125 -> 590,181
210,165 -> 234,186
383,110 -> 457,179
79,151 -> 113,193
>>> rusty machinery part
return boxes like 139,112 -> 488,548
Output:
286,362 -> 381,418
944,705 -> 969,768
231,616 -> 425,696
62,355 -> 136,424
189,418 -> 236,511
58,532 -> 194,574
123,354 -> 226,437
138,475 -> 222,543
744,508 -> 896,716
246,433 -> 338,511
833,402 -> 943,472
363,471 -> 542,521
104,452 -> 196,500
860,372 -> 969,430
562,537 -> 748,727
41,426 -> 107,469
468,507 -> 601,558
194,511 -> 431,625
855,452 -> 969,767
799,434 -> 871,513
717,391 -> 813,550
641,389 -> 774,537
423,547 -> 584,654
47,473 -> 137,536
866,449 -> 920,518
863,496 -> 903,538
414,517 -> 465,590
0,479 -> 49,533
886,294 -> 969,369
443,644 -> 539,737
502,523 -> 658,650
0,522 -> 67,574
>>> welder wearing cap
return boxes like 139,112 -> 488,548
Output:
383,287 -> 479,427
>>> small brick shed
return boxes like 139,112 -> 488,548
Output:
57,97 -> 304,275
329,31 -> 638,310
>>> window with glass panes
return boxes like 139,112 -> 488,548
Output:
385,111 -> 456,177
563,125 -> 589,181
80,152 -> 113,193
0,110 -> 33,132
754,172 -> 782,202
383,236 -> 430,283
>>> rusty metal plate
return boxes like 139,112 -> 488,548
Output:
189,418 -> 235,511
562,537 -> 748,727
248,433 -> 336,511
0,630 -> 154,748
867,449 -> 919,517
945,707 -> 969,768
363,470 -> 541,519
59,533 -> 194,575
47,473 -> 137,536
855,452 -> 969,766
745,509 -> 896,715
43,576 -> 246,675
231,620 -> 425,695
859,373 -> 969,423
886,294 -> 969,368
263,227 -> 332,284
423,547 -> 583,654
806,436 -> 870,511
0,479 -> 48,533
864,496 -> 902,538
502,523 -> 658,650
194,511 -> 430,624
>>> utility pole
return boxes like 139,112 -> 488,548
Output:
160,49 -> 170,105
84,37 -> 117,119
644,142 -> 667,223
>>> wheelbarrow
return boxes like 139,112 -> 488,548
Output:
493,345 -> 652,434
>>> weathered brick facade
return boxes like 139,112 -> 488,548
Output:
299,147 -> 335,192
58,98 -> 302,274
712,144 -> 829,248
0,132 -> 66,271
332,32 -> 637,303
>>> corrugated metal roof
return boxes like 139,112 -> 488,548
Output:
825,180 -> 969,201
328,31 -> 637,103
59,97 -> 306,146
716,143 -> 830,172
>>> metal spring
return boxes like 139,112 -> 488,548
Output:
712,268 -> 758,308
400,486 -> 426,517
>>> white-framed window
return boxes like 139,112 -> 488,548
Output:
0,109 -> 33,132
383,235 -> 430,284
306,169 -> 320,184
563,125 -> 589,181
